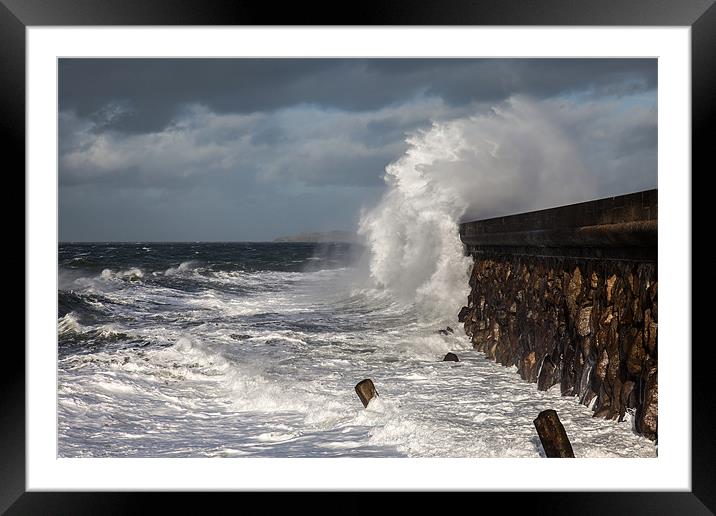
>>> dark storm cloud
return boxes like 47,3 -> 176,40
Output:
58,58 -> 657,242
59,59 -> 656,134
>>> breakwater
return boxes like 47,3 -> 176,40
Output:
457,190 -> 658,439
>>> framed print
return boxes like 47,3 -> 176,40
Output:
4,0 -> 711,512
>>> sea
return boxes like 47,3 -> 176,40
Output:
57,241 -> 657,458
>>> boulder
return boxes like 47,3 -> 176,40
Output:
521,350 -> 538,382
566,267 -> 582,318
443,352 -> 459,362
577,306 -> 593,336
537,356 -> 558,391
437,326 -> 455,335
636,366 -> 658,440
606,274 -> 617,303
626,332 -> 646,376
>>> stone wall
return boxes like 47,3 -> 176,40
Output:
458,255 -> 658,440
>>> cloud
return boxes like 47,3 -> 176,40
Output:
59,59 -> 656,134
58,97 -> 465,240
59,96 -> 475,190
58,59 -> 657,241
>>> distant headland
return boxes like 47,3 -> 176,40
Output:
272,230 -> 361,243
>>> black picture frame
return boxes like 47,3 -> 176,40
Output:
3,0 -> 710,513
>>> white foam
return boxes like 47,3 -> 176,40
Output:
163,261 -> 198,276
358,122 -> 472,323
58,312 -> 83,334
100,267 -> 144,281
58,249 -> 657,458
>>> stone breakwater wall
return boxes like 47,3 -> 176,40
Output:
458,190 -> 658,440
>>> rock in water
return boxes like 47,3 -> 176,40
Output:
355,379 -> 378,408
533,409 -> 575,457
437,329 -> 449,335
457,306 -> 471,322
443,352 -> 459,362
537,356 -> 558,391
446,326 -> 454,333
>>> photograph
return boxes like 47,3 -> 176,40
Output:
4,0 -> 709,508
57,57 -> 659,459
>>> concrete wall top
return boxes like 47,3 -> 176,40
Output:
459,189 -> 657,261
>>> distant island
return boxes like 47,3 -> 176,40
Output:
273,230 -> 361,243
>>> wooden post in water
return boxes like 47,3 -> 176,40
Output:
533,409 -> 575,458
355,379 -> 378,408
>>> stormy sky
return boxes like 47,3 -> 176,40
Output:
58,59 -> 657,242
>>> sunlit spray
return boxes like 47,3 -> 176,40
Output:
359,96 -> 595,323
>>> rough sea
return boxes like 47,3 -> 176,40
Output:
58,242 -> 656,458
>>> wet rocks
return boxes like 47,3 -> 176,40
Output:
533,409 -> 575,458
626,331 -> 646,376
606,274 -> 617,303
577,306 -> 593,336
636,365 -> 658,439
537,356 -> 559,391
566,267 -> 582,319
520,350 -> 538,383
460,255 -> 658,440
355,379 -> 378,408
443,352 -> 459,362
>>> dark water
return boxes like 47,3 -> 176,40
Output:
59,242 -> 357,278
58,242 -> 360,355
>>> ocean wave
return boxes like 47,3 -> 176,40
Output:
163,261 -> 200,276
358,122 -> 472,322
58,289 -> 111,318
58,312 -> 83,335
100,267 -> 145,281
58,311 -> 131,344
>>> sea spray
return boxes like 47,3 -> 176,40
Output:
358,96 -> 597,322
358,122 -> 472,322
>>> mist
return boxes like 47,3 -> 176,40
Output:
358,95 -> 656,320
